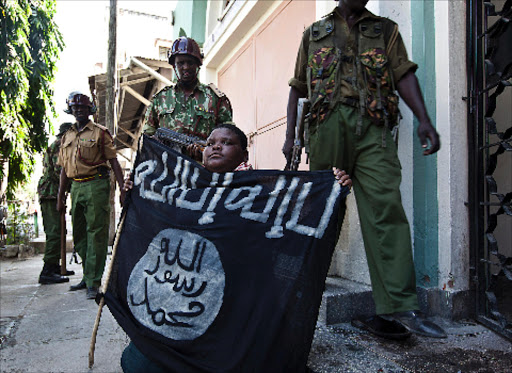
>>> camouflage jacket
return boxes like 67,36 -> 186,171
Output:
143,81 -> 233,140
37,139 -> 62,200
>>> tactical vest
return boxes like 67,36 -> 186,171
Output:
306,13 -> 400,143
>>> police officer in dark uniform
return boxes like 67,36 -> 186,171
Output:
57,92 -> 124,299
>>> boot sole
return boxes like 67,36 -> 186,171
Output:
39,277 -> 70,284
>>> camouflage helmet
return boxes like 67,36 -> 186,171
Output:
168,37 -> 203,66
64,91 -> 97,114
58,122 -> 73,136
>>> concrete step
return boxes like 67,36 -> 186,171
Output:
318,277 -> 375,325
30,236 -> 74,254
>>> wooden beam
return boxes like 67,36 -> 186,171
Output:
117,76 -> 127,128
118,126 -> 137,140
123,85 -> 151,106
120,76 -> 155,87
106,0 -> 117,134
116,136 -> 136,150
130,57 -> 173,86
119,116 -> 142,126
116,150 -> 131,162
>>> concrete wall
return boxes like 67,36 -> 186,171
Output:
214,1 -> 316,170
117,7 -> 173,63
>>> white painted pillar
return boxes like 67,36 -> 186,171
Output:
435,0 -> 469,292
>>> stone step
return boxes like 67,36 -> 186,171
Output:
30,236 -> 74,254
318,277 -> 375,325
318,277 -> 475,323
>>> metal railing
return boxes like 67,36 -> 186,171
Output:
467,0 -> 512,340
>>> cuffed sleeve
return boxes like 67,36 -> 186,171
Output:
388,32 -> 418,84
288,29 -> 310,96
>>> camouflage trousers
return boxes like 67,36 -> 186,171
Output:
308,103 -> 419,315
40,199 -> 61,265
71,178 -> 110,288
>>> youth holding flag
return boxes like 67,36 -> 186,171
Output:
106,124 -> 351,372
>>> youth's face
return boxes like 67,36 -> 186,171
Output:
174,55 -> 199,84
203,128 -> 248,173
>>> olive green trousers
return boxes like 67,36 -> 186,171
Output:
40,199 -> 61,265
309,103 -> 419,315
71,178 -> 110,288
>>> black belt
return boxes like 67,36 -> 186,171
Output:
72,173 -> 109,183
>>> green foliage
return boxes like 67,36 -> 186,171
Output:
5,200 -> 34,245
0,0 -> 64,199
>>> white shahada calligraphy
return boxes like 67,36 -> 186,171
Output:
127,228 -> 225,340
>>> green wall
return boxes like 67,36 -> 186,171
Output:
411,0 -> 439,288
173,0 -> 207,46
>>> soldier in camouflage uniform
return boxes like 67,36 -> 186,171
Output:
143,37 -> 232,147
283,0 -> 445,339
38,122 -> 74,284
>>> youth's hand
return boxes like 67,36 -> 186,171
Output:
186,143 -> 203,161
333,168 -> 352,189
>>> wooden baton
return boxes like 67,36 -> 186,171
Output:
60,208 -> 67,276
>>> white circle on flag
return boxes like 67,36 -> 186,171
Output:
127,228 -> 225,340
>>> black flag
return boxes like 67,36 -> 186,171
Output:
106,136 -> 349,372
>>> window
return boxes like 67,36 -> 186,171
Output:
159,47 -> 171,61
218,0 -> 235,22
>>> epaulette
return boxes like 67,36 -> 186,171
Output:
94,122 -> 113,137
208,83 -> 227,98
152,84 -> 175,99
95,122 -> 108,131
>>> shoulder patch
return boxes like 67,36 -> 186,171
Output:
208,83 -> 226,98
310,13 -> 334,42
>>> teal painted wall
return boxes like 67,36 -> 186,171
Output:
173,0 -> 207,46
411,0 -> 439,288
192,1 -> 206,46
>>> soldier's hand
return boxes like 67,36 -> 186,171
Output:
417,121 -> 440,155
120,173 -> 133,207
123,173 -> 133,192
282,138 -> 294,165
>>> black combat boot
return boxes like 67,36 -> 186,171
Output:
38,263 -> 69,284
53,265 -> 75,276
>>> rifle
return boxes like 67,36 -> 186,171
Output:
155,128 -> 207,152
285,98 -> 310,171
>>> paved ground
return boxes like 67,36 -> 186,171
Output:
1,254 -> 511,373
